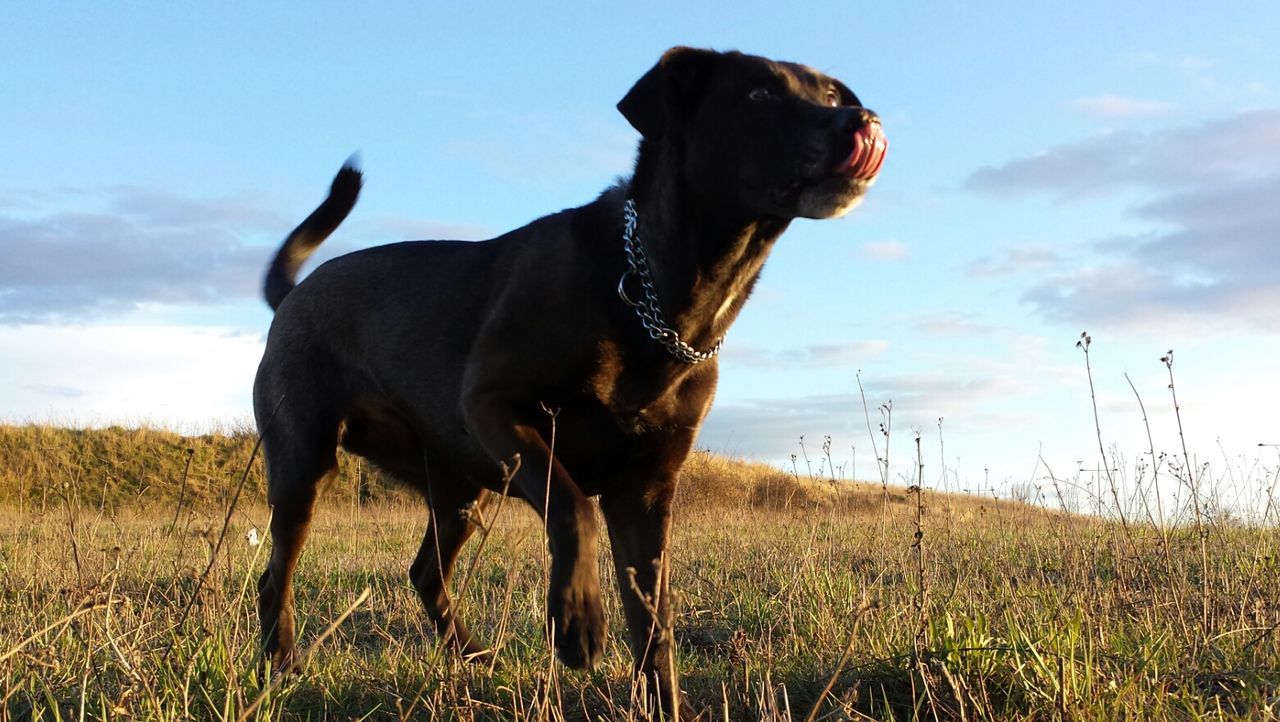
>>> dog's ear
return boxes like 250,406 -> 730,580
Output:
618,47 -> 719,140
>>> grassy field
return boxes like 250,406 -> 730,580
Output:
1,424 -> 1278,720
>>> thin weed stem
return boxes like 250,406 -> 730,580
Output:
168,446 -> 195,535
856,370 -> 884,486
1124,371 -> 1192,641
909,431 -> 927,663
1162,350 -> 1211,635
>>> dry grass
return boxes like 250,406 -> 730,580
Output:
1,424 -> 1278,720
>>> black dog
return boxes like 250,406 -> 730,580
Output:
254,46 -> 885,717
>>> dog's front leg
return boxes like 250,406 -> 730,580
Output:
463,395 -> 606,670
601,483 -> 698,720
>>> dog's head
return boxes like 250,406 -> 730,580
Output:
619,47 -> 886,220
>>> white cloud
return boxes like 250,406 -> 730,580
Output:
0,322 -> 263,428
722,341 -> 889,370
1068,95 -> 1174,119
21,383 -> 86,398
859,239 -> 908,261
699,373 -> 1030,462
964,108 -> 1280,198
0,184 -> 487,324
911,312 -> 1000,337
1119,52 -> 1217,72
963,109 -> 1280,332
1019,173 -> 1280,332
0,189 -> 281,322
966,246 -> 1061,277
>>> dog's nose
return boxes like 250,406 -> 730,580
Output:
843,107 -> 880,134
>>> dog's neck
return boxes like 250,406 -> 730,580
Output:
624,142 -> 792,359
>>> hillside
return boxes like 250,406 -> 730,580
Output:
0,423 -> 1034,521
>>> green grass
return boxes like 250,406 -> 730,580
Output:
1,424 -> 1278,720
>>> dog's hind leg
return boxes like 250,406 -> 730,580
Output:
256,417 -> 338,672
410,481 -> 492,659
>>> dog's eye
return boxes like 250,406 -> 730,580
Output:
824,89 -> 841,107
747,86 -> 774,102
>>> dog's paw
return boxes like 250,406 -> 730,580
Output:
440,617 -> 493,662
438,615 -> 493,663
261,645 -> 303,677
676,697 -> 708,722
547,580 -> 606,669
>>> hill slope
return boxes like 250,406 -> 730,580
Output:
0,423 -> 1034,521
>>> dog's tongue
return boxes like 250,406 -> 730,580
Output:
842,119 -> 887,180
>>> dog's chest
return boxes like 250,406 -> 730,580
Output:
594,378 -> 687,433
615,397 -> 683,434
586,341 -> 712,434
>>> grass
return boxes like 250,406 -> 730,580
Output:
1,422 -> 1278,720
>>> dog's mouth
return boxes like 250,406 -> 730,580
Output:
769,114 -> 887,218
839,118 -> 887,181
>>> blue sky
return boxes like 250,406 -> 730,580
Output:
3,3 -> 1278,506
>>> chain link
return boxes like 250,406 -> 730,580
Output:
617,199 -> 724,365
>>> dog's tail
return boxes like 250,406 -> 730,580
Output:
263,160 -> 363,311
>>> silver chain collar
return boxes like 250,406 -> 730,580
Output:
616,198 -> 724,365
